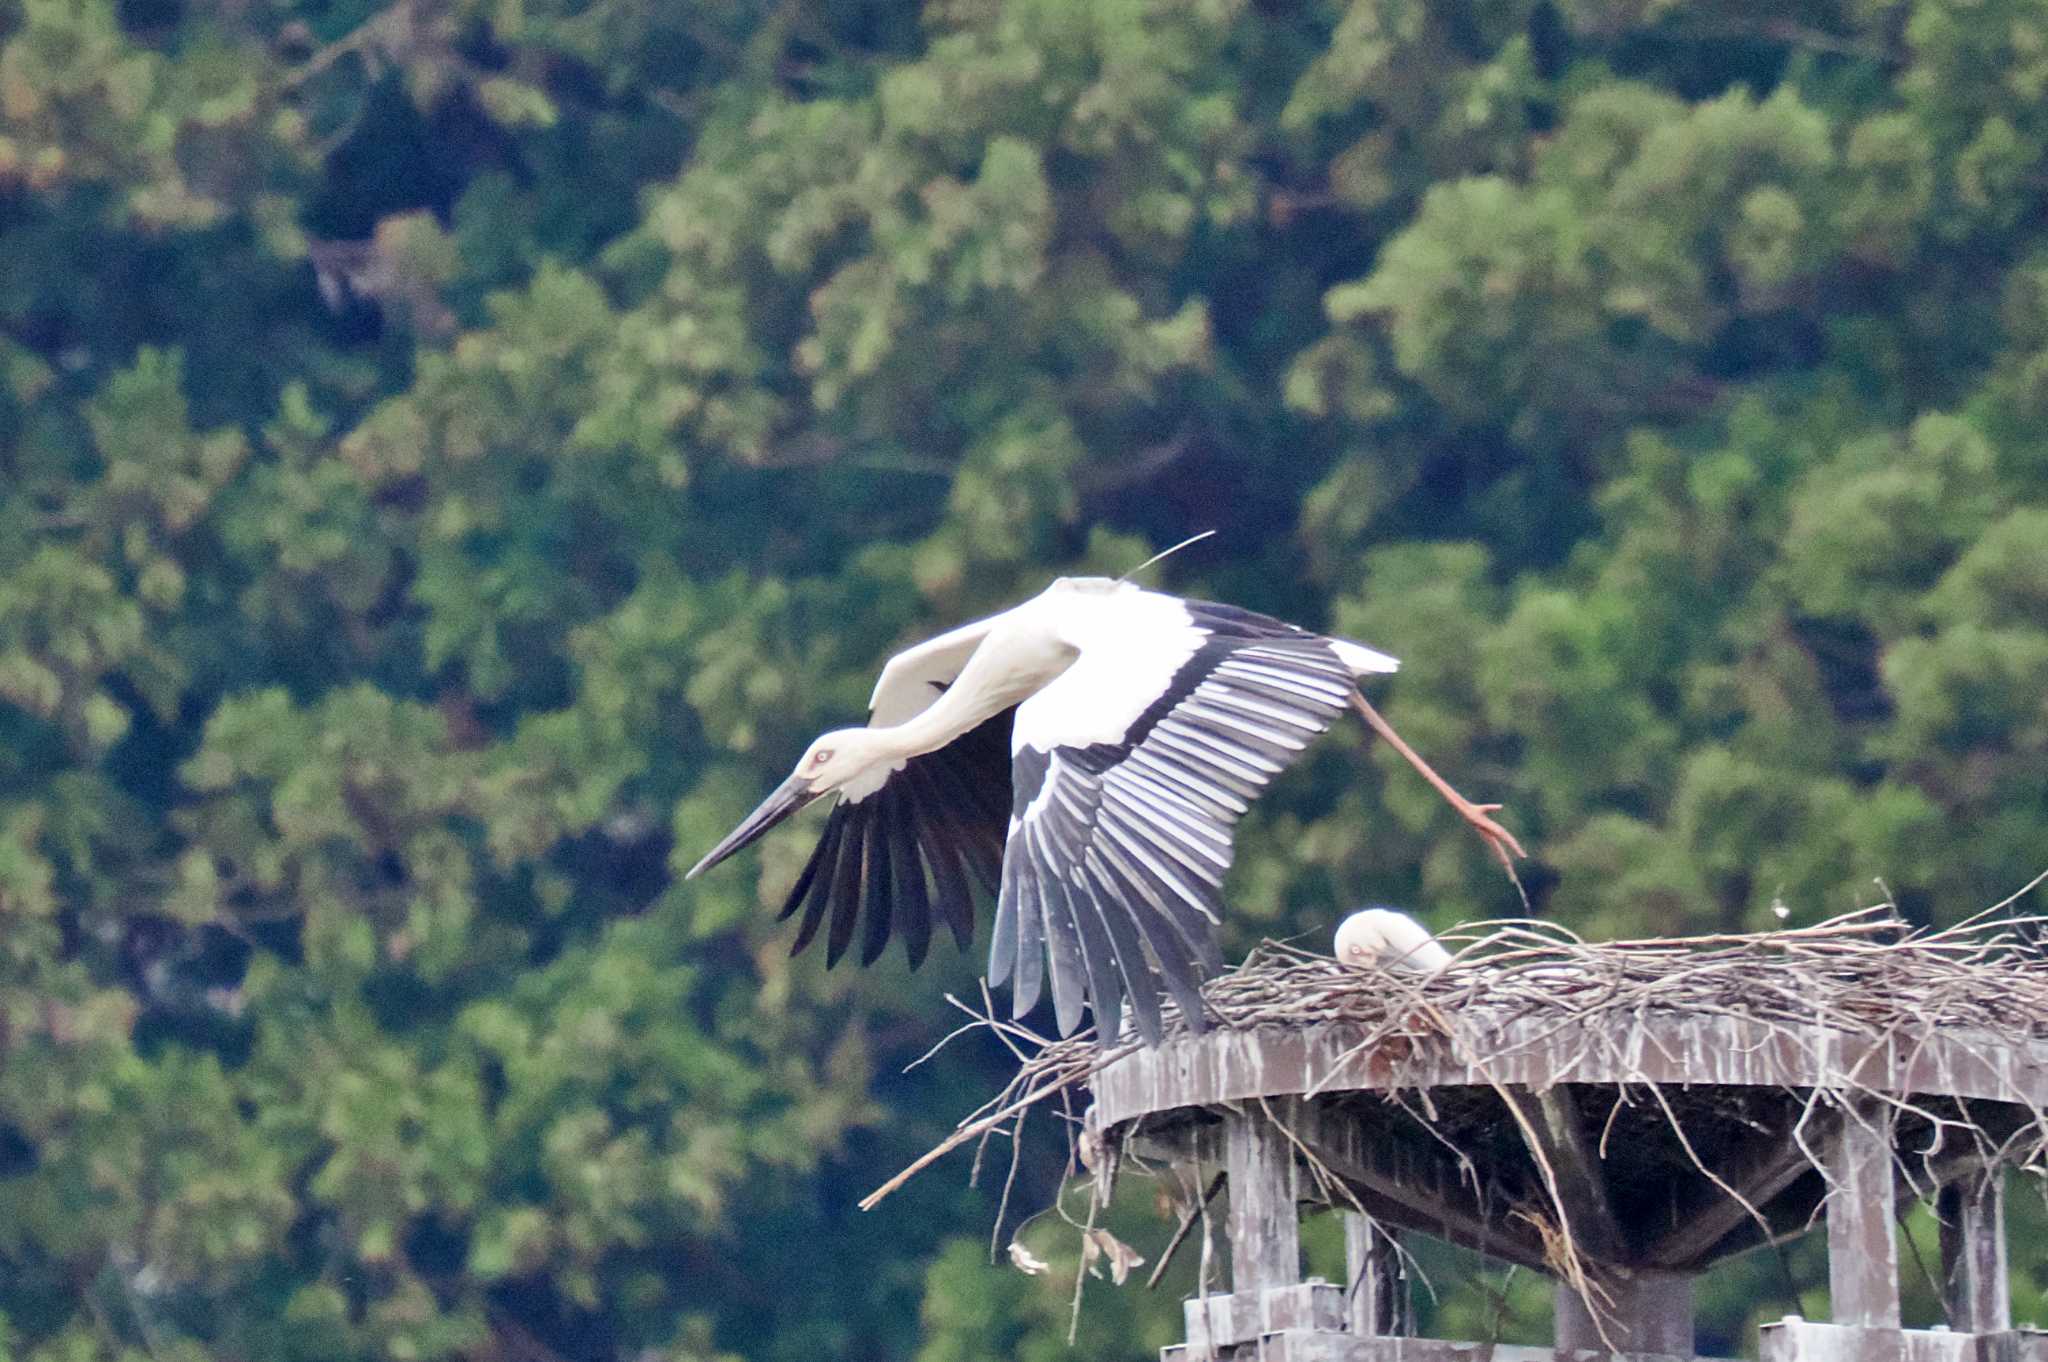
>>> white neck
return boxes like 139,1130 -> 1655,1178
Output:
879,602 -> 1077,759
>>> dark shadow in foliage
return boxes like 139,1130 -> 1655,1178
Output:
0,1121 -> 38,1178
129,921 -> 257,1066
1791,613 -> 1894,728
303,79 -> 516,240
114,0 -> 182,38
486,1277 -> 619,1362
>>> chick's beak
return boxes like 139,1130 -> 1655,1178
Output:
686,773 -> 823,879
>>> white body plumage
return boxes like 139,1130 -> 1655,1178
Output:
1334,907 -> 1454,974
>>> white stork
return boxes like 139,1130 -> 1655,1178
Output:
687,575 -> 1522,1045
1335,907 -> 1455,974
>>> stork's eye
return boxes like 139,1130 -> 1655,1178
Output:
811,749 -> 833,766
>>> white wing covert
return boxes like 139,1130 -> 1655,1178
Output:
866,614 -> 1000,725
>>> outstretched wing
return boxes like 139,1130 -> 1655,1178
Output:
775,611 -> 1011,970
776,707 -> 1013,969
991,607 -> 1369,1045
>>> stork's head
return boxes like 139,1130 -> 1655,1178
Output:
685,728 -> 896,880
1334,908 -> 1453,974
789,727 -> 900,798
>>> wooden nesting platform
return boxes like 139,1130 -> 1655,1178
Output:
1069,923 -> 2048,1362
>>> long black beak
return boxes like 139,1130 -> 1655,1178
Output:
686,774 -> 822,879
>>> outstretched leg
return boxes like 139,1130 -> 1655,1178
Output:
1348,689 -> 1526,870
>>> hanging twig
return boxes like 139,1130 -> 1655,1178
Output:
1144,1171 -> 1225,1290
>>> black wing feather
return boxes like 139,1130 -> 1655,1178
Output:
824,807 -> 869,968
889,793 -> 933,969
786,818 -> 845,956
774,706 -> 1015,970
1064,865 -> 1130,1045
1079,857 -> 1166,1045
858,817 -> 895,967
1091,829 -> 1223,975
1031,830 -> 1090,1037
988,867 -> 1018,989
1006,838 -> 1045,1016
1091,844 -> 1209,1026
921,747 -> 1007,891
904,766 -> 974,951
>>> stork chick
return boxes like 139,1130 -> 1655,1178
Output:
1335,907 -> 1454,974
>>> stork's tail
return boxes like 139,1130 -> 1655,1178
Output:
1329,637 -> 1400,676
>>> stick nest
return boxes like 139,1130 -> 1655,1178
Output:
1205,909 -> 2048,1042
865,904 -> 2048,1317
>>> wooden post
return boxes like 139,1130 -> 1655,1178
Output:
1343,1211 -> 1408,1336
1226,1109 -> 1300,1294
1939,1168 -> 2010,1334
1824,1102 -> 1899,1329
1555,1272 -> 1693,1355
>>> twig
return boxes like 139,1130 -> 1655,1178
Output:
1145,1171 -> 1225,1290
1067,1169 -> 1102,1345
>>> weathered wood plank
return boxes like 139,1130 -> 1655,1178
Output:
1264,1281 -> 1346,1333
1344,1213 -> 1408,1337
1756,1318 -> 1978,1362
1979,1329 -> 2048,1362
1181,1281 -> 1345,1354
1938,1168 -> 2009,1334
1555,1271 -> 1693,1356
1247,1332 -> 1726,1361
1824,1104 -> 1899,1329
1182,1292 -> 1242,1356
1087,1016 -> 2048,1132
1226,1108 -> 1301,1294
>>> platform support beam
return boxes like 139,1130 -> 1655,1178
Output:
1226,1108 -> 1300,1295
1646,1110 -> 1835,1270
1824,1101 -> 1899,1329
1343,1212 -> 1408,1337
1509,1084 -> 1628,1264
1940,1167 -> 2010,1334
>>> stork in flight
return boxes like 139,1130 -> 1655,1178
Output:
688,574 -> 1522,1045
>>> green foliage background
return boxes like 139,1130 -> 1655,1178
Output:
4,0 -> 2048,1356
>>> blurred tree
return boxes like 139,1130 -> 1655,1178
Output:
4,0 -> 2048,1357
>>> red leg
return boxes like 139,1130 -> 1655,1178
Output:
1349,690 -> 1527,869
